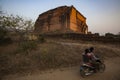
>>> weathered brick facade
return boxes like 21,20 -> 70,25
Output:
34,5 -> 88,34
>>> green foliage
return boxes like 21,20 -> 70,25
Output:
62,34 -> 69,39
19,41 -> 37,53
0,27 -> 7,39
0,27 -> 12,45
0,13 -> 34,43
38,35 -> 46,43
1,14 -> 34,31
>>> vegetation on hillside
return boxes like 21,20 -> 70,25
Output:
0,13 -> 34,44
0,39 -> 120,79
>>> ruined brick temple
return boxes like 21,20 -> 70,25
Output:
34,5 -> 88,34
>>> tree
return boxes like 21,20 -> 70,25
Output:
1,14 -> 34,32
105,33 -> 114,37
118,32 -> 120,36
0,13 -> 34,42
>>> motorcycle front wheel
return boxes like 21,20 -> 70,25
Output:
80,66 -> 90,78
99,63 -> 105,73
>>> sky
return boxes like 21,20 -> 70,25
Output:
0,0 -> 120,35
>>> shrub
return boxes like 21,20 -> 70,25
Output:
38,35 -> 45,43
19,41 -> 37,53
0,27 -> 12,45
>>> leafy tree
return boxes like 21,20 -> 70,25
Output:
1,14 -> 34,32
0,13 -> 34,42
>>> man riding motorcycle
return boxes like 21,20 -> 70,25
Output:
82,47 -> 99,72
80,47 -> 105,77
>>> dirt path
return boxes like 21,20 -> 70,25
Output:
3,57 -> 120,80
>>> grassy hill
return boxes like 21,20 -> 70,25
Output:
0,39 -> 120,79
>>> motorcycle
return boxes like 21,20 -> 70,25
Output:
80,58 -> 105,77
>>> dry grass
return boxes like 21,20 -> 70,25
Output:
0,39 -> 120,79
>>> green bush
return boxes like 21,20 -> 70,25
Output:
0,27 -> 12,45
38,35 -> 45,43
19,41 -> 37,53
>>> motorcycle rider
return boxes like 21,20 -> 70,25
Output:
80,47 -> 105,76
82,48 -> 96,73
88,47 -> 99,72
88,47 -> 98,60
82,49 -> 90,64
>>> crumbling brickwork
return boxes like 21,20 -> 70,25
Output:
34,5 -> 88,34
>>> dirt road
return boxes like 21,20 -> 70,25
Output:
3,57 -> 120,80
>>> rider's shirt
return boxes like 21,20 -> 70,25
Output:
82,52 -> 91,63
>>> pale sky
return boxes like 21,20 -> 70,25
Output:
0,0 -> 120,35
